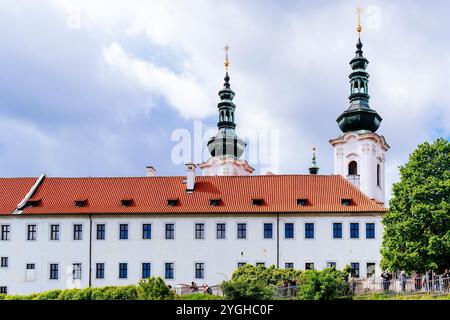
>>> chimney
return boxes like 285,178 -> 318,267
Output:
146,166 -> 156,177
185,162 -> 196,192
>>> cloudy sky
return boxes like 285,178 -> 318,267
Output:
0,0 -> 449,201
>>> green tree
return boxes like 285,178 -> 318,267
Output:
137,277 -> 174,300
297,268 -> 350,300
381,138 -> 450,272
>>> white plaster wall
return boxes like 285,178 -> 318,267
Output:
333,133 -> 386,203
0,214 -> 383,295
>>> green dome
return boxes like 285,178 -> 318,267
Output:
337,37 -> 382,134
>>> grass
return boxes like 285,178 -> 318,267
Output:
354,292 -> 450,300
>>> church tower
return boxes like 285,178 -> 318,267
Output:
329,12 -> 389,205
199,46 -> 254,176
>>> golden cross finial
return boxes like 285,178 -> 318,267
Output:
356,6 -> 363,35
224,44 -> 230,72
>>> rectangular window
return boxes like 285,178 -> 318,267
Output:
367,263 -> 376,278
237,262 -> 247,268
216,223 -> 226,239
1,257 -> 8,268
50,224 -> 59,240
350,223 -> 359,239
119,263 -> 128,279
73,263 -> 82,279
165,224 -> 175,240
27,224 -> 37,241
25,263 -> 36,282
96,263 -> 105,279
142,263 -> 151,279
96,224 -> 105,240
195,223 -> 205,239
351,262 -> 360,278
333,223 -> 342,239
366,223 -> 375,239
256,262 -> 266,267
0,225 -> 10,241
49,264 -> 59,280
73,224 -> 83,240
305,263 -> 314,270
264,223 -> 273,239
285,223 -> 294,239
119,224 -> 128,240
305,223 -> 314,239
165,263 -> 174,279
285,262 -> 294,269
237,223 -> 247,239
327,262 -> 337,269
142,224 -> 152,239
0,287 -> 7,294
195,263 -> 204,279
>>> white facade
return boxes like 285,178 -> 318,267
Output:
0,213 -> 382,295
199,156 -> 254,176
330,131 -> 390,204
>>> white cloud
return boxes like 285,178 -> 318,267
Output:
102,42 -> 212,119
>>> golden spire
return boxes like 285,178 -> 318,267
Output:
224,44 -> 230,72
356,6 -> 363,36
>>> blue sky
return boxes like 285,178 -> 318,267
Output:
0,0 -> 449,200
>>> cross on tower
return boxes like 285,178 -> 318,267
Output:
224,44 -> 230,71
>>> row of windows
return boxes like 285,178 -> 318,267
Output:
0,222 -> 376,241
1,261 -> 376,283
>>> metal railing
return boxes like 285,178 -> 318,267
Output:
349,276 -> 450,295
174,284 -> 222,296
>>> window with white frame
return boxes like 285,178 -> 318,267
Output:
26,263 -> 36,281
73,263 -> 82,280
327,262 -> 337,269
142,224 -> 152,239
0,257 -> 8,268
285,262 -> 294,269
165,224 -> 175,240
50,224 -> 59,240
195,223 -> 205,239
216,223 -> 226,239
142,263 -> 151,279
0,225 -> 10,241
237,223 -> 247,239
195,263 -> 204,279
96,263 -> 105,279
96,224 -> 105,240
49,264 -> 59,280
73,224 -> 82,240
27,224 -> 37,241
0,286 -> 7,294
165,262 -> 174,279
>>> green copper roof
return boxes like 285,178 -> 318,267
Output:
337,37 -> 382,133
207,71 -> 246,158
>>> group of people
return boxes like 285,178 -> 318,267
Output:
189,281 -> 213,294
381,269 -> 450,292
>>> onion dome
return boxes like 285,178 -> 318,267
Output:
207,46 -> 246,158
337,29 -> 382,133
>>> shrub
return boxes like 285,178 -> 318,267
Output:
137,277 -> 173,300
34,289 -> 62,300
297,268 -> 349,300
231,264 -> 301,286
175,293 -> 223,300
221,279 -> 273,300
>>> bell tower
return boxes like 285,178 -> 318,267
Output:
199,45 -> 254,176
329,10 -> 389,205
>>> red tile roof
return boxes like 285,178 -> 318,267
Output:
0,175 -> 385,215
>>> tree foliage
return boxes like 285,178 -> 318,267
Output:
381,138 -> 450,272
137,277 -> 174,300
297,268 -> 350,300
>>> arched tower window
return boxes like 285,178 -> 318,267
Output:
377,164 -> 381,187
226,110 -> 230,121
348,161 -> 358,175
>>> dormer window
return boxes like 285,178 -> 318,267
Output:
252,198 -> 264,206
341,198 -> 353,206
74,199 -> 87,208
121,199 -> 133,207
209,199 -> 221,206
26,199 -> 41,208
297,198 -> 308,206
167,199 -> 179,206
